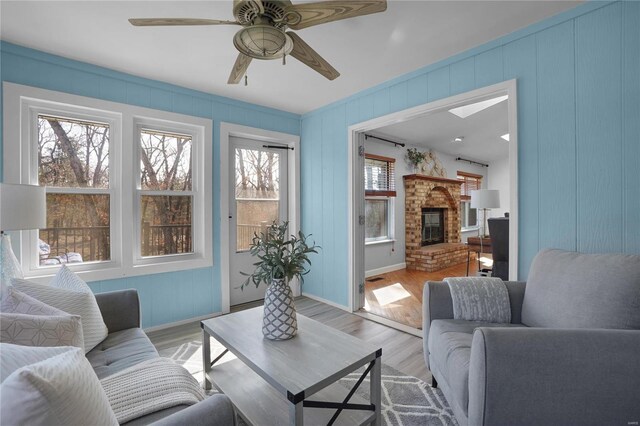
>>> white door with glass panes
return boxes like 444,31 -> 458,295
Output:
229,136 -> 288,306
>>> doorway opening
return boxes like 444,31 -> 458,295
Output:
348,80 -> 519,333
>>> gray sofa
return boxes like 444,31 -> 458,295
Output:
91,289 -> 235,425
423,249 -> 640,426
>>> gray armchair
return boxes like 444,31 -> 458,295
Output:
423,249 -> 640,425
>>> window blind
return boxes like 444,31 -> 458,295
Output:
457,171 -> 482,200
365,154 -> 396,197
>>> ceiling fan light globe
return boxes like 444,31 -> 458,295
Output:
233,25 -> 287,59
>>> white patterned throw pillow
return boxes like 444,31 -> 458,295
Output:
0,286 -> 85,349
13,266 -> 108,352
0,343 -> 70,382
0,343 -> 118,426
1,285 -> 61,315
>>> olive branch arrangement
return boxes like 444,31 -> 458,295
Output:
240,221 -> 320,290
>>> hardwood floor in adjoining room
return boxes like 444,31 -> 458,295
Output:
364,259 -> 484,330
147,296 -> 431,383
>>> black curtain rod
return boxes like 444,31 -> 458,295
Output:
364,134 -> 406,147
263,145 -> 294,150
455,157 -> 489,168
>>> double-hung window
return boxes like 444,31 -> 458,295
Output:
364,154 -> 396,243
137,127 -> 194,259
458,171 -> 482,230
4,83 -> 212,282
37,114 -> 115,266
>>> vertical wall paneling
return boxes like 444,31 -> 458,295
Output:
321,110 -> 336,301
1,42 -> 300,328
575,3 -> 623,253
332,104 -> 349,306
406,73 -> 428,109
474,47 -> 505,89
389,82 -> 408,113
623,1 -> 640,254
125,82 -> 151,108
536,21 -> 577,251
358,93 -> 375,123
503,35 -> 539,278
99,78 -> 127,104
373,88 -> 391,118
427,66 -> 450,102
301,115 -> 323,297
450,58 -> 475,96
346,99 -> 359,126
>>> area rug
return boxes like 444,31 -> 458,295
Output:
163,340 -> 457,426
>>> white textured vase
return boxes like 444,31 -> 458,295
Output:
262,279 -> 298,340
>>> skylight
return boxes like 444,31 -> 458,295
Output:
449,95 -> 508,119
501,133 -> 509,141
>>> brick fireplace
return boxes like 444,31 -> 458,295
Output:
404,175 -> 469,272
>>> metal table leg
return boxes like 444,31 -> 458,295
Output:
202,327 -> 211,390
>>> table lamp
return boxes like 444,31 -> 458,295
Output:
0,183 -> 46,285
470,189 -> 500,238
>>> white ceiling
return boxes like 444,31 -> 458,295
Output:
0,1 -> 581,114
374,96 -> 509,162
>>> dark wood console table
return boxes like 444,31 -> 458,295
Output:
467,237 -> 492,254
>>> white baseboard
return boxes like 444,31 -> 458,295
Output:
301,292 -> 351,312
365,262 -> 406,278
143,312 -> 222,333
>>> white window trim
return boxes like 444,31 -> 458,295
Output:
460,200 -> 479,232
364,196 -> 394,244
3,82 -> 213,284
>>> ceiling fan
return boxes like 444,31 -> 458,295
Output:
129,0 -> 387,84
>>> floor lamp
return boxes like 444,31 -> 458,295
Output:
0,183 -> 46,285
470,189 -> 500,238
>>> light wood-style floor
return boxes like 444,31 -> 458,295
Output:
364,257 -> 489,329
147,296 -> 432,383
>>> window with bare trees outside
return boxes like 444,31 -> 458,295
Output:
37,115 -> 111,265
139,130 -> 193,257
5,83 -> 212,281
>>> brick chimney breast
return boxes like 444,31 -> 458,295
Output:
403,174 -> 468,272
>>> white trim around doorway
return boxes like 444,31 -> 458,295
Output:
220,122 -> 300,314
347,79 -> 519,312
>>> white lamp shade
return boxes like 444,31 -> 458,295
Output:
0,183 -> 46,231
470,189 -> 500,209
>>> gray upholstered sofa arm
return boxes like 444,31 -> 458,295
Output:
151,394 -> 236,426
423,281 -> 526,368
468,327 -> 640,426
95,289 -> 141,332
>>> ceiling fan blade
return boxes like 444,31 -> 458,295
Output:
284,0 -> 386,30
128,18 -> 239,26
228,53 -> 253,84
287,32 -> 339,80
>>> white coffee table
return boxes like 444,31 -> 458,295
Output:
201,307 -> 382,425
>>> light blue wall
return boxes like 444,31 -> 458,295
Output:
0,42 -> 300,328
300,1 -> 640,306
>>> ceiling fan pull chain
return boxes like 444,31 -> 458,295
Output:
245,75 -> 248,86
283,54 -> 286,66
